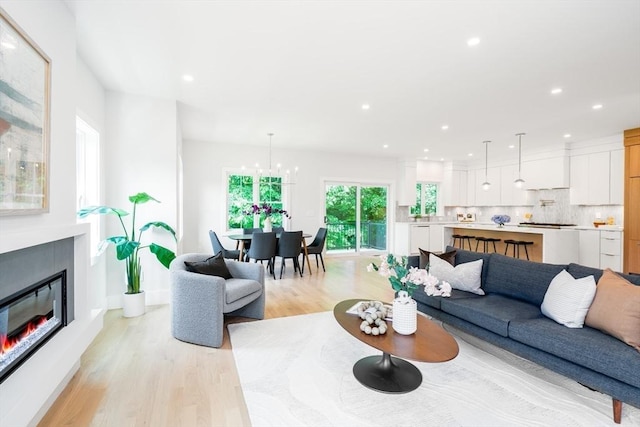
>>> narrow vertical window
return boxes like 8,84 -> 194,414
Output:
76,117 -> 100,259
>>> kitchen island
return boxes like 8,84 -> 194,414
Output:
442,224 -> 579,264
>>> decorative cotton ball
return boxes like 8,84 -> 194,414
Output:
360,321 -> 368,331
372,327 -> 379,336
370,312 -> 378,320
364,325 -> 372,334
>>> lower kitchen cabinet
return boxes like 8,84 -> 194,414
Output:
578,230 -> 600,269
600,230 -> 623,271
394,223 -> 430,256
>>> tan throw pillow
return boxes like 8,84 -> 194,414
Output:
419,248 -> 456,270
584,269 -> 640,351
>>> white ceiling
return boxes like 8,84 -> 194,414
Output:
66,0 -> 640,163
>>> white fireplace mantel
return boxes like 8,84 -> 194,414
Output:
0,223 -> 104,427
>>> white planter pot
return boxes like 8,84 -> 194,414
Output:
263,217 -> 273,232
122,291 -> 145,318
392,291 -> 417,335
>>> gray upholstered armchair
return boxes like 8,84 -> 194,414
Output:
170,253 -> 265,348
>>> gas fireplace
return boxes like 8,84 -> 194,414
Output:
0,270 -> 67,383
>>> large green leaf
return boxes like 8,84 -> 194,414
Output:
150,244 -> 176,268
78,205 -> 129,218
115,241 -> 139,260
140,221 -> 177,241
129,192 -> 160,205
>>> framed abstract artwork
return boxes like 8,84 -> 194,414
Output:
0,7 -> 51,215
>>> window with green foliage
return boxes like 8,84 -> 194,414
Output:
410,182 -> 438,216
227,174 -> 285,229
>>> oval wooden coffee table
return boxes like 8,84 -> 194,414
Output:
333,299 -> 459,394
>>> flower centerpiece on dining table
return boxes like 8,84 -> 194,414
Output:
244,203 -> 291,232
367,254 -> 439,335
491,214 -> 511,227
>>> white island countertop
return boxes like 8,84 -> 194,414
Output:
442,223 -> 579,264
444,223 -> 577,235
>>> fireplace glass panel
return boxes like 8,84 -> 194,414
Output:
0,270 -> 67,383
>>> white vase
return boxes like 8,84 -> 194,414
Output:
392,290 -> 417,335
122,291 -> 145,318
263,217 -> 273,232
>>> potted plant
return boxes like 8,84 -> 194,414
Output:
367,254 -> 438,335
78,192 -> 177,317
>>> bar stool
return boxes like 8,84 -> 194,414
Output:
475,236 -> 501,253
504,239 -> 534,260
451,234 -> 476,250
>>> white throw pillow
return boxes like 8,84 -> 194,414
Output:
541,270 -> 596,328
429,254 -> 484,295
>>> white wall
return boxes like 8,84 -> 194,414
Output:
0,2 -> 103,426
104,92 -> 178,306
181,140 -> 398,254
76,55 -> 108,310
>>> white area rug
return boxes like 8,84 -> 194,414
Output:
228,312 -> 640,427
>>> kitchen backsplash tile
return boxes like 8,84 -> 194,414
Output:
445,189 -> 623,226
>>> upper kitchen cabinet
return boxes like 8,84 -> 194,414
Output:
397,160 -> 417,206
521,156 -> 569,189
442,168 -> 468,206
500,164 -> 531,206
570,149 -> 624,205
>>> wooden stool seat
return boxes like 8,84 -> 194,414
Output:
475,236 -> 501,253
451,234 -> 476,251
504,239 -> 534,260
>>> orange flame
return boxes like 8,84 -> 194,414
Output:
0,316 -> 48,356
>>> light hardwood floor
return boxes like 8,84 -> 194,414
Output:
38,254 -> 393,427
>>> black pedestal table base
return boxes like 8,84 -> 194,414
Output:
352,352 -> 422,393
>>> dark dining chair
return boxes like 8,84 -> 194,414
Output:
239,227 -> 262,261
246,232 -> 277,279
209,230 -> 243,260
303,227 -> 327,273
276,231 -> 303,279
272,226 -> 285,235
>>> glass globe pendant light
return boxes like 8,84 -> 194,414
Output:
514,133 -> 526,188
481,140 -> 491,191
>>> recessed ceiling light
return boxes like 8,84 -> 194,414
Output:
423,148 -> 429,152
467,37 -> 480,47
551,88 -> 563,95
383,144 -> 388,148
424,156 -> 429,160
508,145 -> 515,149
440,158 -> 445,161
182,74 -> 194,82
592,104 -> 603,110
468,153 -> 473,157
564,133 -> 571,138
362,104 -> 370,110
441,125 -> 449,130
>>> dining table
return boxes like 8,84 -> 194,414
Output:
226,232 -> 314,275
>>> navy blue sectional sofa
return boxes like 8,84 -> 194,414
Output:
408,247 -> 640,424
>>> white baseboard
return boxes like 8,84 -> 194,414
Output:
106,289 -> 170,309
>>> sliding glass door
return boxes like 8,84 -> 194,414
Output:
324,182 -> 388,254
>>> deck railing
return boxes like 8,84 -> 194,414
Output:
326,221 -> 387,251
